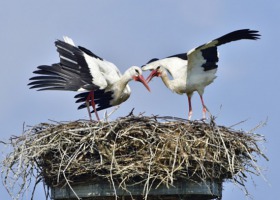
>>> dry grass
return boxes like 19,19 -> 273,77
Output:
0,115 -> 268,199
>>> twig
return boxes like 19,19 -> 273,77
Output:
0,115 -> 267,200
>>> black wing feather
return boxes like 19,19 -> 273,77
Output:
193,29 -> 260,71
74,91 -> 113,113
28,40 -> 104,91
78,46 -> 103,60
28,64 -> 90,91
215,29 -> 260,46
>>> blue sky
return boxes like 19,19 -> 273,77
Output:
0,1 -> 279,199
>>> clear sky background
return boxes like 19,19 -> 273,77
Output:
0,1 -> 278,199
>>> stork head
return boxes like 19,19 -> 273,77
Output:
128,66 -> 151,92
141,58 -> 164,83
144,66 -> 164,83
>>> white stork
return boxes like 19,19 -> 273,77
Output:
142,29 -> 260,120
29,37 -> 151,121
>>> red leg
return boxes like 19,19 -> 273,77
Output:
85,100 -> 92,121
187,95 -> 193,120
200,95 -> 207,119
86,91 -> 100,121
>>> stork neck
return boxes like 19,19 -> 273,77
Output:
115,77 -> 129,92
160,70 -> 174,91
113,70 -> 132,92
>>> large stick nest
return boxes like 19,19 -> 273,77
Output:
1,115 -> 267,199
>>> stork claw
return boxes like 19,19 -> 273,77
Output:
188,110 -> 193,120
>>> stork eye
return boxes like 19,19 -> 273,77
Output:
156,66 -> 160,70
135,69 -> 139,74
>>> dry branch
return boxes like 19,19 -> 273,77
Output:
0,115 -> 267,199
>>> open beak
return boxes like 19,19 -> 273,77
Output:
134,75 -> 151,92
146,69 -> 158,83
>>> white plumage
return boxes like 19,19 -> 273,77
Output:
142,29 -> 260,119
29,37 -> 150,121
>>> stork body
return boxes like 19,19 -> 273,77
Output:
142,29 -> 260,119
29,37 -> 150,121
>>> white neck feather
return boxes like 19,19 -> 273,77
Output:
111,69 -> 132,95
160,69 -> 174,90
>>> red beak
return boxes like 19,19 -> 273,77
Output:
134,75 -> 151,92
146,69 -> 158,83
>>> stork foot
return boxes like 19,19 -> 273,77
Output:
188,110 -> 193,120
202,107 -> 207,120
86,91 -> 100,121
